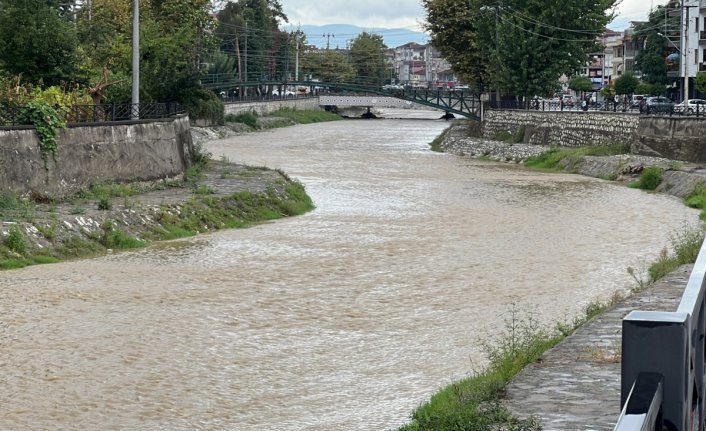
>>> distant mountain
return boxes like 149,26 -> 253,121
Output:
281,24 -> 429,49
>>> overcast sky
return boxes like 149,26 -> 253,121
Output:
280,0 -> 669,31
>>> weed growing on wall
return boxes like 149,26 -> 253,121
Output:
21,100 -> 66,166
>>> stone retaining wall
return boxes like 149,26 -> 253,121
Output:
483,110 -> 706,163
482,110 -> 640,147
0,116 -> 193,198
223,97 -> 320,117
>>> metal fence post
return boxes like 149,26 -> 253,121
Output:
621,311 -> 690,431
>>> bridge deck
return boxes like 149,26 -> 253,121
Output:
503,266 -> 691,430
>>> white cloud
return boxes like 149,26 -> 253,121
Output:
610,0 -> 670,29
280,0 -> 668,32
281,0 -> 426,29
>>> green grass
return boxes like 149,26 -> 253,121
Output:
684,182 -> 706,220
430,128 -> 450,152
398,302 -> 612,431
226,111 -> 259,129
648,223 -> 705,282
268,108 -> 342,124
524,143 -> 631,172
493,126 -> 525,144
628,166 -> 663,190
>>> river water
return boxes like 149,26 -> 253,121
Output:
0,110 -> 699,430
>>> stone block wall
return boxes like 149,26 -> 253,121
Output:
482,110 -> 640,147
0,116 -> 193,198
223,97 -> 320,117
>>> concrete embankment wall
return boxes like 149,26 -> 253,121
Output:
223,97 -> 320,117
482,110 -> 706,163
0,116 -> 193,198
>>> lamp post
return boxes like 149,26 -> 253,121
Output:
131,0 -> 139,119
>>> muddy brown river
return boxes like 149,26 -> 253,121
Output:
0,110 -> 698,430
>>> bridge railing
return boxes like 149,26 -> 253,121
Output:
615,238 -> 706,431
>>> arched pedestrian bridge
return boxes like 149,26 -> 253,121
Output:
201,74 -> 481,120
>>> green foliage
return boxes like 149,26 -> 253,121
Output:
181,88 -> 225,124
684,182 -> 706,220
227,111 -> 260,128
568,76 -> 593,93
423,0 -> 617,97
696,72 -> 706,95
494,127 -> 525,143
268,108 -> 341,124
216,0 -> 288,83
614,73 -> 640,95
349,32 -> 388,86
97,198 -> 112,211
629,166 -> 663,190
302,49 -> 356,83
0,0 -> 79,86
20,100 -> 67,162
635,6 -> 677,86
5,225 -> 27,255
101,220 -> 148,249
524,144 -> 630,171
648,224 -> 705,281
399,305 -> 557,431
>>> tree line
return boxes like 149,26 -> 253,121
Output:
0,0 -> 390,117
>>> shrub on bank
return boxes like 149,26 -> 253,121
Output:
629,166 -> 663,190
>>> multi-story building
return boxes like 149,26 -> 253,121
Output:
681,0 -> 706,99
391,42 -> 458,88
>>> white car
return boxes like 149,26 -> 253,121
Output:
674,99 -> 706,115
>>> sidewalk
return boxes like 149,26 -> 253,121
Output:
503,264 -> 693,430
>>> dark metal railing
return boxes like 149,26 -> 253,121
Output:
0,102 -> 184,127
615,238 -> 706,430
489,99 -> 706,117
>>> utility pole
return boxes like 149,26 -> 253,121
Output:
131,0 -> 139,119
683,0 -> 692,102
295,40 -> 300,81
324,33 -> 334,50
244,21 -> 248,97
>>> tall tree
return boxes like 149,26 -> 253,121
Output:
0,0 -> 79,86
349,32 -> 387,86
302,50 -> 355,83
216,0 -> 288,82
635,5 -> 678,86
423,0 -> 617,98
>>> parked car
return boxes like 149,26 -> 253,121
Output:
644,96 -> 674,114
561,95 -> 575,107
630,94 -> 646,109
674,99 -> 706,115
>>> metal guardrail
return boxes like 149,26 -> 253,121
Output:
615,238 -> 706,431
0,102 -> 184,126
491,99 -> 706,117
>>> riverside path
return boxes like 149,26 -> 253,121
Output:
503,264 -> 693,430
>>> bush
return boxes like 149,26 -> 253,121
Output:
630,166 -> 663,190
226,111 -> 259,128
180,88 -> 224,125
6,225 -> 27,255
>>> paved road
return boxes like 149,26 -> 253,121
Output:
504,265 -> 693,430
